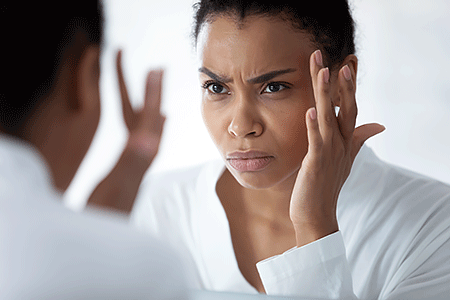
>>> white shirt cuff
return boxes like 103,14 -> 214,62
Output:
256,231 -> 353,298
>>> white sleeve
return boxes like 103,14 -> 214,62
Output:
0,205 -> 189,300
257,226 -> 450,300
256,231 -> 357,299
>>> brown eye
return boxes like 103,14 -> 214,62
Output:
203,82 -> 230,94
210,84 -> 225,93
263,83 -> 287,93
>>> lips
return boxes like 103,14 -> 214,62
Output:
227,150 -> 274,172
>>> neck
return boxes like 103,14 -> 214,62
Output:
21,95 -> 79,192
217,168 -> 298,226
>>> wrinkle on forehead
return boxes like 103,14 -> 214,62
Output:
197,15 -> 315,81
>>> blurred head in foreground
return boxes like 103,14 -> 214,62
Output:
0,1 -> 103,191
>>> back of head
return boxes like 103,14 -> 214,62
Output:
0,1 -> 103,136
193,0 -> 355,71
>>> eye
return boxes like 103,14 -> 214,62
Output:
263,82 -> 288,93
203,81 -> 230,94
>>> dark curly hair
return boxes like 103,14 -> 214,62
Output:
192,0 -> 355,71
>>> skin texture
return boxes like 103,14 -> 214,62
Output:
199,16 -> 315,191
199,15 -> 384,292
23,43 -> 102,191
80,11 -> 383,294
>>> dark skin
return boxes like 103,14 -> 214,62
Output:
8,41 -> 165,202
200,16 -> 384,292
216,170 -> 297,292
86,14 -> 384,294
18,40 -> 101,192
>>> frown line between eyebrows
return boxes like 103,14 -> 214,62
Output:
199,67 -> 298,84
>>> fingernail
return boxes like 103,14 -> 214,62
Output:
314,50 -> 323,67
343,65 -> 351,81
323,67 -> 330,83
309,107 -> 317,120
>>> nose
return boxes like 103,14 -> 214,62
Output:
228,96 -> 263,138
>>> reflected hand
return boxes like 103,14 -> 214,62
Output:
87,50 -> 165,213
116,50 -> 165,165
289,50 -> 385,247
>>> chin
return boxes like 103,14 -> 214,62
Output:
227,165 -> 299,190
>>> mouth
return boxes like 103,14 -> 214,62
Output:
226,151 -> 274,172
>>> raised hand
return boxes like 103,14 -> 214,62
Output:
87,50 -> 165,213
289,50 -> 385,247
116,50 -> 165,165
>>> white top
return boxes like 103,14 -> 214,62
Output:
0,135 -> 187,300
131,145 -> 450,299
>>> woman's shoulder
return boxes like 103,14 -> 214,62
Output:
138,159 -> 224,198
130,159 -> 226,277
131,159 -> 225,225
338,146 -> 450,297
340,145 -> 450,252
343,145 -> 450,204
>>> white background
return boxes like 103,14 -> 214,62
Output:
65,0 -> 450,210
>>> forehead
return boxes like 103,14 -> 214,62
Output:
197,15 -> 315,75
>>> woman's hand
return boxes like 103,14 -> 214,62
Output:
87,50 -> 165,213
117,50 -> 166,165
289,50 -> 385,247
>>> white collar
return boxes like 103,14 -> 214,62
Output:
0,133 -> 57,197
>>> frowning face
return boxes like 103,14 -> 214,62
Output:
198,15 -> 317,190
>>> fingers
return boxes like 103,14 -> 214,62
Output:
305,107 -> 323,157
142,69 -> 164,130
116,49 -> 166,133
309,50 -> 384,159
309,50 -> 337,139
116,50 -> 135,130
309,50 -> 360,144
144,70 -> 163,113
337,64 -> 357,141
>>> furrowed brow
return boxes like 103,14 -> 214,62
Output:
198,67 -> 232,83
247,68 -> 297,84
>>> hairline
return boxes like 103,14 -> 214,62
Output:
194,11 -> 321,53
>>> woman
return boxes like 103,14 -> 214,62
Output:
129,0 -> 450,298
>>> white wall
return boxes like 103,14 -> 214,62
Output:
65,0 -> 450,210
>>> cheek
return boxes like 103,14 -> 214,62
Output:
277,85 -> 316,165
201,100 -> 225,149
265,85 -> 314,160
269,104 -> 309,165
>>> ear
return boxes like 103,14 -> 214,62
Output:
75,45 -> 101,114
331,54 -> 358,108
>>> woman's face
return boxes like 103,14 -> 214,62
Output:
198,15 -> 317,190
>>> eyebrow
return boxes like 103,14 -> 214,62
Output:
198,67 -> 297,84
198,67 -> 232,83
247,68 -> 297,84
